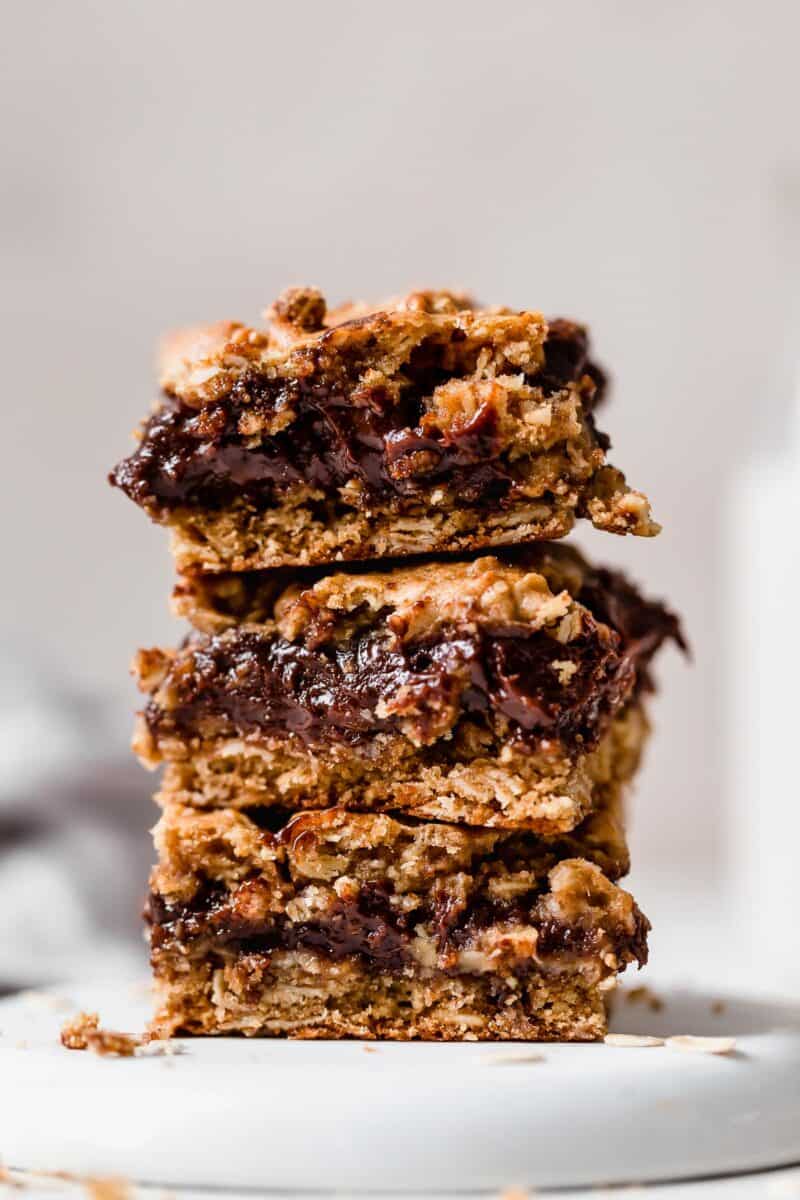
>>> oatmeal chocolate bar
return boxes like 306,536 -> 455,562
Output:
150,703 -> 647,836
147,803 -> 648,1040
110,288 -> 659,573
134,546 -> 681,832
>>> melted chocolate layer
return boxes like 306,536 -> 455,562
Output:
573,565 -> 688,690
111,322 -> 605,515
147,881 -> 410,969
146,879 -> 649,973
146,618 -> 630,752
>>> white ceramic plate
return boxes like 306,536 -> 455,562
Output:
1,979 -> 798,1192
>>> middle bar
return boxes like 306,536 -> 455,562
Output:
134,545 -> 682,833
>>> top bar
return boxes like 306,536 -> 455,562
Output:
111,287 -> 659,573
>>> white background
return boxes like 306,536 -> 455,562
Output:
1,0 -> 798,985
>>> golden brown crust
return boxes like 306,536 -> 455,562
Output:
242,551 -> 576,641
149,952 -> 609,1041
172,542 -> 616,634
150,799 -> 631,902
165,489 -> 589,574
143,703 -> 647,835
158,289 -> 548,409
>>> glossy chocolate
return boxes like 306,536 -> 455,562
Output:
111,321 -> 605,515
146,878 -> 649,973
145,616 -> 631,753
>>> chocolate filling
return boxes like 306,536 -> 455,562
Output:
146,617 -> 631,753
147,881 -> 410,969
146,878 -> 648,973
572,565 -> 688,689
111,322 -> 606,515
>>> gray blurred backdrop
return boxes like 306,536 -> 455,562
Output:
1,0 -> 798,986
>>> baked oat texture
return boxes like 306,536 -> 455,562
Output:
134,547 -> 675,831
111,287 -> 659,572
147,805 -> 648,1040
150,797 -> 632,900
150,953 -> 610,1041
148,703 -> 648,834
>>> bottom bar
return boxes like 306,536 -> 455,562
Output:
147,803 -> 648,1041
150,951 -> 610,1041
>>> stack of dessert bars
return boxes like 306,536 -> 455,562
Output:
111,288 -> 683,1041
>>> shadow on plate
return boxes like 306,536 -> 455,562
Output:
611,985 -> 800,1038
